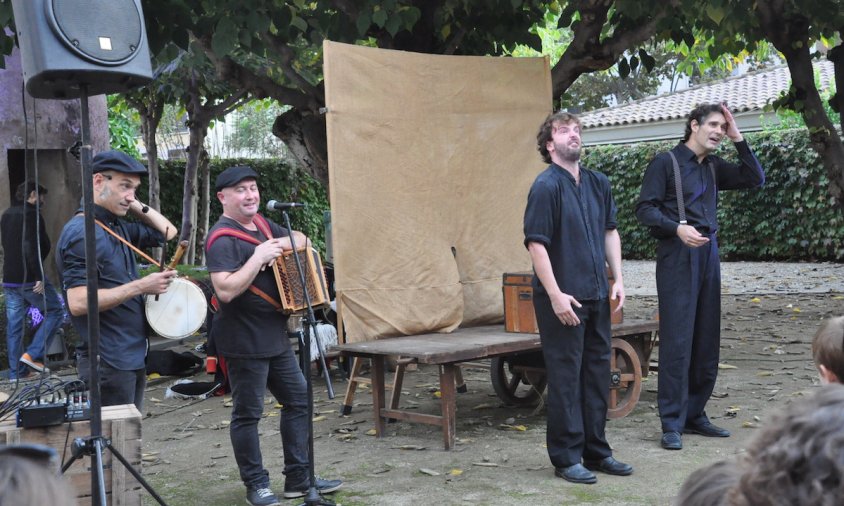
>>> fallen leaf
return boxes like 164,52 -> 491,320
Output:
472,462 -> 499,467
718,363 -> 738,370
498,424 -> 527,432
312,415 -> 327,422
419,468 -> 440,476
365,429 -> 377,436
433,391 -> 442,399
449,469 -> 463,476
750,297 -> 761,303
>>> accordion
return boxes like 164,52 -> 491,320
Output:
272,247 -> 331,314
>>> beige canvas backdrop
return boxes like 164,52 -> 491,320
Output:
324,41 -> 551,342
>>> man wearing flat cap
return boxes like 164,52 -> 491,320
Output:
206,166 -> 341,505
56,150 -> 178,410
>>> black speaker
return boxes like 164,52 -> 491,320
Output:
11,0 -> 153,99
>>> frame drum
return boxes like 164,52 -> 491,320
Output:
145,277 -> 208,339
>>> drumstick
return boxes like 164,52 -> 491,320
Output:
155,229 -> 169,301
167,240 -> 190,270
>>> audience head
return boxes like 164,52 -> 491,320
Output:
675,459 -> 738,506
0,444 -> 77,506
730,385 -> 844,506
812,316 -> 844,384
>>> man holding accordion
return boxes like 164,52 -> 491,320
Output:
206,165 -> 341,506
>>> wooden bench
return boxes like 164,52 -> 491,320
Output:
333,319 -> 658,450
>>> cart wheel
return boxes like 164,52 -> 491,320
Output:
490,356 -> 547,406
607,338 -> 642,419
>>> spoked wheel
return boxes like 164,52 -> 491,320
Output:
490,355 -> 547,406
607,338 -> 643,419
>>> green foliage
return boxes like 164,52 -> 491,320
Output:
138,158 -> 330,257
107,95 -> 142,158
583,129 -> 844,261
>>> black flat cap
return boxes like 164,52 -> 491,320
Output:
215,166 -> 259,191
92,150 -> 148,175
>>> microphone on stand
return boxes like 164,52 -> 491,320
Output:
266,200 -> 307,211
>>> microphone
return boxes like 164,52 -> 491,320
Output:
266,200 -> 307,211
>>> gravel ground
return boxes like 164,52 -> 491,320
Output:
623,260 -> 844,296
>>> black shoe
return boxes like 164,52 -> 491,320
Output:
554,464 -> 597,484
661,431 -> 683,450
685,421 -> 731,438
283,477 -> 343,499
584,456 -> 633,476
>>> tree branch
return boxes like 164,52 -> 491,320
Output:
551,1 -> 676,98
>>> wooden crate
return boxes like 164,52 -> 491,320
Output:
503,270 -> 623,333
0,404 -> 143,506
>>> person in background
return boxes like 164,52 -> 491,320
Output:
1,182 -> 64,379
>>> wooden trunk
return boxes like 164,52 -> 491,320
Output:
503,269 -> 623,333
0,404 -> 143,505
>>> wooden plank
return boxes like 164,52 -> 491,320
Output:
380,410 -> 444,426
371,357 -> 386,438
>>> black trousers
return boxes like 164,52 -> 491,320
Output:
534,295 -> 613,468
655,235 -> 721,433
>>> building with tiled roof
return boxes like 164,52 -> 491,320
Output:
580,60 -> 835,146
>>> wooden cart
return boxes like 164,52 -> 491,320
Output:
490,321 -> 658,418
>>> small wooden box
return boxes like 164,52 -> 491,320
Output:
503,272 -> 538,333
503,270 -> 623,333
0,404 -> 143,505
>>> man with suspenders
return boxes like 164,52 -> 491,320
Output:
636,103 -> 765,450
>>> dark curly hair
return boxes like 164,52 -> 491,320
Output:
683,103 -> 724,142
536,111 -> 581,164
730,385 -> 844,506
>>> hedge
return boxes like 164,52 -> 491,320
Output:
583,128 -> 844,261
146,129 -> 843,263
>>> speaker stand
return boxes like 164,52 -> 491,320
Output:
60,85 -> 168,506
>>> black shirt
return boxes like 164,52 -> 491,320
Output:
636,141 -> 765,237
1,202 -> 50,286
56,204 -> 165,370
523,164 -> 617,301
206,216 -> 291,359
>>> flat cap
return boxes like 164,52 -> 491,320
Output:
92,150 -> 148,175
215,166 -> 259,191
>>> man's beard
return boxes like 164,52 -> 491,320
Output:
555,142 -> 581,162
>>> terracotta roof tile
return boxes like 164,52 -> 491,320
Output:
580,60 -> 834,128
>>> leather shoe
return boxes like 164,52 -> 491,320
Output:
554,464 -> 597,484
661,431 -> 682,450
584,456 -> 633,476
685,421 -> 731,438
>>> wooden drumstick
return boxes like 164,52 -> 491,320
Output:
167,240 -> 190,270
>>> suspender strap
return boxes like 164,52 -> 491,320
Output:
94,219 -> 161,267
667,151 -> 687,225
666,152 -> 718,228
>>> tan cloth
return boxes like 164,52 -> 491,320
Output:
324,41 -> 551,342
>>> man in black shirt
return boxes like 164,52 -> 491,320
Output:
1,182 -> 64,378
206,166 -> 341,506
524,111 -> 631,484
636,103 -> 765,450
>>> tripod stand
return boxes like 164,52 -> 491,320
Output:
59,86 -> 168,506
281,209 -> 336,506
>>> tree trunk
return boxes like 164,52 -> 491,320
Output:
272,107 -> 329,188
198,155 -> 211,266
756,2 -> 844,208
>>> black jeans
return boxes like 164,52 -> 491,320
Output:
76,352 -> 147,411
226,348 -> 309,489
534,296 -> 613,468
